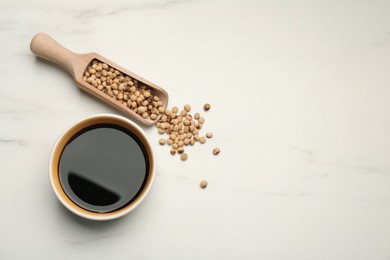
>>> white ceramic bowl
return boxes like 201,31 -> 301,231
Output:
49,114 -> 156,221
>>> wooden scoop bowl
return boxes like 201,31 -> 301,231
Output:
30,33 -> 168,126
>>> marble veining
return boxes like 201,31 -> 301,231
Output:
68,0 -> 191,19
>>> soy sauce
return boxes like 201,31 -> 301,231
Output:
59,124 -> 149,213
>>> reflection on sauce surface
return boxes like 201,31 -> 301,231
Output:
59,124 -> 149,213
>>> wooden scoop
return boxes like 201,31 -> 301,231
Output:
30,33 -> 168,126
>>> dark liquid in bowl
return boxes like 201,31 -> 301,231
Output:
59,124 -> 149,213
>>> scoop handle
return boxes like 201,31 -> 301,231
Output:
30,33 -> 78,76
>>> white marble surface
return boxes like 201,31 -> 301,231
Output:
1,0 -> 390,259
